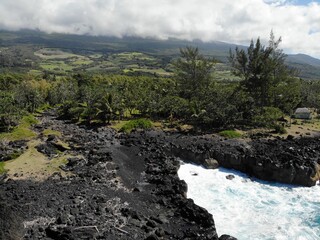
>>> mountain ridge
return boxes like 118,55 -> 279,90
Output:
286,53 -> 320,66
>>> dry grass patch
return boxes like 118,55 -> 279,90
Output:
284,119 -> 320,138
0,115 -> 38,141
4,140 -> 72,181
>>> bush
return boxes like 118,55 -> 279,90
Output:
253,107 -> 284,127
120,118 -> 153,133
273,124 -> 287,134
218,130 -> 242,139
35,103 -> 51,113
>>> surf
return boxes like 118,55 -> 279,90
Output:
178,162 -> 320,240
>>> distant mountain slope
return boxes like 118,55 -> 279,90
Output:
285,54 -> 320,80
0,30 -> 320,79
286,54 -> 320,67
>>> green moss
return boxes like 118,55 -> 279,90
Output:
219,130 -> 242,139
20,114 -> 39,127
54,139 -> 71,151
42,129 -> 62,137
0,126 -> 37,141
0,162 -> 6,174
120,118 -> 153,133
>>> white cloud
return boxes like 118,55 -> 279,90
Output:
0,0 -> 319,58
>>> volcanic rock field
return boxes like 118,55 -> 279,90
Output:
1,111 -> 319,239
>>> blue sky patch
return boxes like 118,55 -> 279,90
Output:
294,0 -> 319,5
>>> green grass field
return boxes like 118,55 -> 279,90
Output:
213,70 -> 241,82
71,59 -> 94,65
115,52 -> 155,61
123,67 -> 171,76
2,41 -> 240,80
31,48 -> 239,79
34,48 -> 80,59
40,61 -> 75,72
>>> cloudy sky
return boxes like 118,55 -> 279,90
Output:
0,0 -> 319,58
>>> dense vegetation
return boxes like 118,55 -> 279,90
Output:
0,32 -> 320,134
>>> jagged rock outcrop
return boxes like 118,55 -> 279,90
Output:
166,134 -> 320,187
0,139 -> 27,161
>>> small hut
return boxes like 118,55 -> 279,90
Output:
294,108 -> 312,119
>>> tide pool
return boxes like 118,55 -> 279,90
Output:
178,163 -> 320,240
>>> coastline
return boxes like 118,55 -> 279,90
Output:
1,112 -> 319,239
178,163 -> 320,239
0,113 -> 226,239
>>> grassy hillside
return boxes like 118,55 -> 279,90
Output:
0,30 -> 319,80
286,54 -> 320,80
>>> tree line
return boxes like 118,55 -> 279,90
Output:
0,33 -> 319,132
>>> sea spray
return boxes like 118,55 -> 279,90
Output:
178,162 -> 320,240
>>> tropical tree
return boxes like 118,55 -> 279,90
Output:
15,80 -> 47,113
94,93 -> 114,124
0,91 -> 21,131
229,31 -> 300,112
174,46 -> 215,103
48,78 -> 78,105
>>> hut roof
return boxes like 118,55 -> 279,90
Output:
295,108 -> 311,114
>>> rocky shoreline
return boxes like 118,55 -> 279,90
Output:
1,112 -> 320,239
166,133 -> 320,187
0,113 -> 233,240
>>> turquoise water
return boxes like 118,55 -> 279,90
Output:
178,163 -> 320,240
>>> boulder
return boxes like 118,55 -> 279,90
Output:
204,158 -> 219,169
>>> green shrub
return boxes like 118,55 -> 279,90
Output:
120,118 -> 153,133
218,130 -> 242,139
36,103 -> 51,113
273,124 -> 287,134
253,107 -> 283,127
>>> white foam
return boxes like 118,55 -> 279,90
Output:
178,162 -> 320,240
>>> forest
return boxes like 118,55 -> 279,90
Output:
1,32 -> 320,136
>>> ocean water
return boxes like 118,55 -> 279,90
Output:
178,163 -> 320,240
